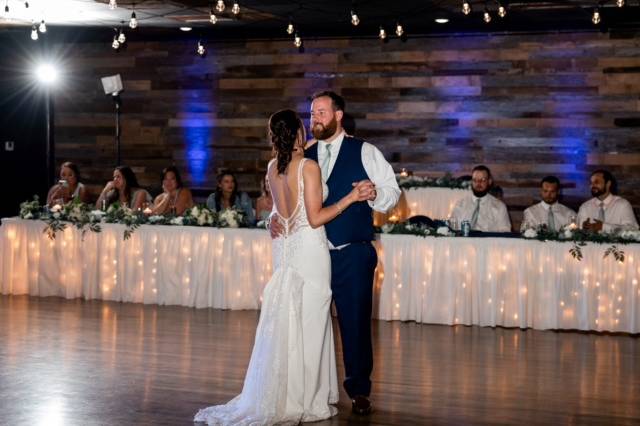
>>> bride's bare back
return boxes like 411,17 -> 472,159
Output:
268,157 -> 304,221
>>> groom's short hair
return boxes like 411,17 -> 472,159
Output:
311,91 -> 345,112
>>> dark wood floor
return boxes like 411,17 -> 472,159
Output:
0,295 -> 638,425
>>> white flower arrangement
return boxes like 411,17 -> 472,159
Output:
620,230 -> 640,242
436,226 -> 452,236
170,216 -> 184,226
561,228 -> 574,240
523,228 -> 538,239
67,205 -> 85,222
381,224 -> 395,233
148,215 -> 165,224
218,208 -> 241,228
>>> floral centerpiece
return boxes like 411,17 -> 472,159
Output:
521,222 -> 640,262
218,206 -> 246,228
182,205 -> 216,227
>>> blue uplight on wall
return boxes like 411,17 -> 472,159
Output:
184,124 -> 211,186
180,57 -> 214,187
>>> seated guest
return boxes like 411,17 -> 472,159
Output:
150,166 -> 194,215
521,176 -> 576,231
577,169 -> 639,233
206,171 -> 255,223
46,161 -> 88,206
255,174 -> 273,222
96,166 -> 152,211
451,165 -> 511,232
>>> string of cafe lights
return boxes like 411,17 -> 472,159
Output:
5,0 -> 636,49
3,0 -> 47,41
461,0 -> 630,26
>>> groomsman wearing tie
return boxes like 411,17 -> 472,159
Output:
451,165 -> 511,232
520,176 -> 576,231
577,169 -> 639,233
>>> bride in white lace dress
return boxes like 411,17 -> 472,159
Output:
194,109 -> 368,425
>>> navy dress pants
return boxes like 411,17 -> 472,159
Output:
329,241 -> 378,398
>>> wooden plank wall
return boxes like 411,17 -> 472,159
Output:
54,32 -> 640,225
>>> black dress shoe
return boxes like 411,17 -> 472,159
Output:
351,395 -> 372,415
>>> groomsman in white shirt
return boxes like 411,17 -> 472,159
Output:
521,176 -> 576,231
577,169 -> 639,233
451,165 -> 511,232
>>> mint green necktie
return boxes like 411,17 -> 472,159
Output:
321,144 -> 332,180
470,198 -> 480,229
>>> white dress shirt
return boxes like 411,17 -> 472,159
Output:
316,131 -> 400,213
521,201 -> 576,232
451,193 -> 511,232
577,194 -> 639,233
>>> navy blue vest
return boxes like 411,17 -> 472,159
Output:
306,136 -> 374,246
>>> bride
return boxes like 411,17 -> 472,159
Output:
194,109 -> 369,425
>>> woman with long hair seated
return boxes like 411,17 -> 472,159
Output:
150,166 -> 194,215
206,171 -> 256,224
95,166 -> 151,211
46,162 -> 88,206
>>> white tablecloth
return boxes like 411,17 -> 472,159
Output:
2,218 -> 639,332
403,187 -> 469,219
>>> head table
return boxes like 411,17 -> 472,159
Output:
1,218 -> 638,333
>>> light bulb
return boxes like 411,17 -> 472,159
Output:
129,11 -> 138,29
216,0 -> 225,13
379,26 -> 386,40
498,5 -> 506,18
38,19 -> 46,33
350,10 -> 360,26
197,41 -> 206,56
210,9 -> 217,24
462,1 -> 471,15
286,21 -> 294,34
118,31 -> 126,43
294,33 -> 302,48
395,23 -> 403,37
112,36 -> 120,49
232,2 -> 240,15
109,0 -> 117,10
31,26 -> 38,41
483,10 -> 492,23
617,0 -> 624,6
592,8 -> 601,24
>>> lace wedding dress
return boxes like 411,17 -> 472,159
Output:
195,158 -> 338,425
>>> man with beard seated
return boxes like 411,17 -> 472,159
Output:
450,165 -> 511,232
520,175 -> 576,232
577,169 -> 639,233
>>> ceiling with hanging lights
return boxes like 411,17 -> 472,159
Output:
1,0 -> 639,40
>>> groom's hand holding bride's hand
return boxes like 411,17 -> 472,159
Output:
352,180 -> 377,202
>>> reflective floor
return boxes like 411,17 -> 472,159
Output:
0,295 -> 638,425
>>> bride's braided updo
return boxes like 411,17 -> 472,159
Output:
269,109 -> 304,175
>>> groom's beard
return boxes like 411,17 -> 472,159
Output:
472,188 -> 489,198
311,116 -> 338,140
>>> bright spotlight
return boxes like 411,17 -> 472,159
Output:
36,63 -> 58,85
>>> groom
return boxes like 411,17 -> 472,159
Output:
305,91 -> 400,414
